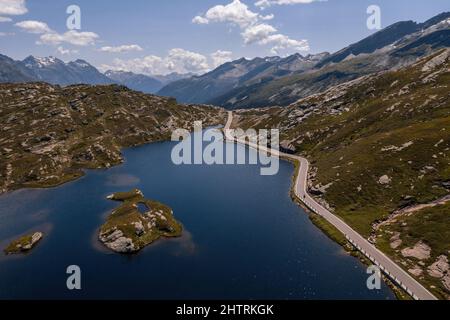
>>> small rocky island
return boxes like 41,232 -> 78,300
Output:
4,232 -> 43,255
99,189 -> 183,253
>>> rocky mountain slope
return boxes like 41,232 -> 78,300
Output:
159,12 -> 449,110
105,70 -> 164,94
0,83 -> 226,194
157,53 -> 329,105
222,13 -> 449,110
0,54 -> 36,83
19,56 -> 114,86
153,72 -> 194,85
233,49 -> 450,299
0,53 -> 192,92
316,12 -> 450,68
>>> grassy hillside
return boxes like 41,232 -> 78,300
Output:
0,83 -> 226,194
234,49 -> 450,298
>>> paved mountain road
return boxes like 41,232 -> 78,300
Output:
224,111 -> 437,301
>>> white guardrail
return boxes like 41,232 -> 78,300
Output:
225,119 -> 430,301
292,174 -> 421,299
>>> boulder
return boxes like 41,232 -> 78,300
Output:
280,141 -> 297,154
23,232 -> 43,250
401,241 -> 431,260
427,255 -> 449,279
378,175 -> 392,185
442,181 -> 450,189
408,266 -> 423,277
99,229 -> 136,253
443,273 -> 450,291
133,221 -> 145,237
390,232 -> 402,249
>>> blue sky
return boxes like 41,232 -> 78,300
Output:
0,0 -> 448,75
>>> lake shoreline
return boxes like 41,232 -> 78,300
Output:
283,156 -> 408,300
0,126 -> 396,300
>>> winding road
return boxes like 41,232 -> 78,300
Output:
224,111 -> 437,301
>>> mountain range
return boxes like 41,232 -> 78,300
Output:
157,52 -> 330,105
158,12 -> 450,109
0,55 -> 192,93
0,12 -> 448,108
22,56 -> 114,86
105,70 -> 164,94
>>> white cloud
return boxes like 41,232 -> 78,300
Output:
101,48 -> 232,75
193,0 -> 259,28
211,50 -> 233,68
194,0 -> 309,54
166,48 -> 210,73
192,15 -> 209,24
57,46 -> 78,55
101,55 -> 166,75
241,23 -> 277,44
0,0 -> 27,16
15,20 -> 51,34
99,44 -> 143,53
255,0 -> 324,10
263,34 -> 310,54
260,14 -> 274,20
38,30 -> 99,46
0,16 -> 12,22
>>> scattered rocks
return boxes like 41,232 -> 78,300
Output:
381,141 -> 413,152
99,229 -> 135,253
426,255 -> 450,292
309,182 -> 333,196
99,189 -> 182,254
421,49 -> 450,72
0,82 -> 226,196
4,232 -> 44,255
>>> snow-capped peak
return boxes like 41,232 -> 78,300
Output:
71,59 -> 91,68
23,56 -> 61,69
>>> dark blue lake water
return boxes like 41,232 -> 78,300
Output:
0,135 -> 395,300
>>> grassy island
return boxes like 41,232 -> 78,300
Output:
4,232 -> 43,255
99,189 -> 183,253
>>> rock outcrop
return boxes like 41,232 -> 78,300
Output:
99,189 -> 182,254
401,241 -> 432,260
0,83 -> 226,195
4,232 -> 43,254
